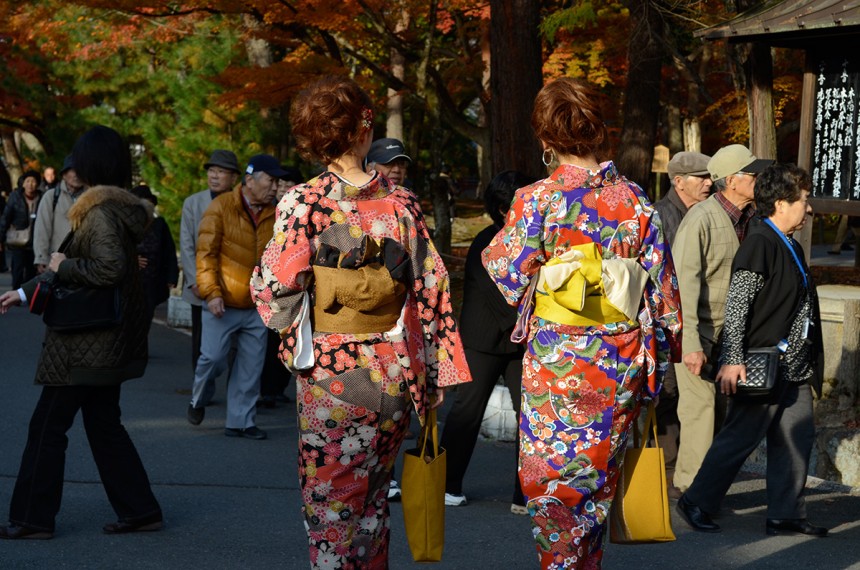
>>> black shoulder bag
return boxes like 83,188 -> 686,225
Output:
28,232 -> 123,332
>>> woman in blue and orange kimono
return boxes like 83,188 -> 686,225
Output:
482,78 -> 682,569
250,75 -> 471,569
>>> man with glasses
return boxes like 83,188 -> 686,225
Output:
365,138 -> 411,188
672,144 -> 773,493
180,150 -> 241,371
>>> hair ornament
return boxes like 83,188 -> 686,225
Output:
361,107 -> 374,131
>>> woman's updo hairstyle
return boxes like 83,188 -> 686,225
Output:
532,77 -> 608,160
290,75 -> 374,165
754,163 -> 811,218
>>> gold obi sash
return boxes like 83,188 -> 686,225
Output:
533,243 -> 649,327
312,264 -> 406,334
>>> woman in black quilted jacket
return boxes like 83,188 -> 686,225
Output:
0,125 -> 162,539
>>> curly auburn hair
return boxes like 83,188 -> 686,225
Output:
289,75 -> 373,165
531,78 -> 607,160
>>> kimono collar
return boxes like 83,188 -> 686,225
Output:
548,161 -> 620,189
321,171 -> 395,201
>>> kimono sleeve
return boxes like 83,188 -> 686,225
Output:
481,183 -> 547,306
636,197 -> 683,397
402,199 -> 470,389
250,187 -> 314,370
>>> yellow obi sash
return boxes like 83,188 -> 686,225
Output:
533,243 -> 649,328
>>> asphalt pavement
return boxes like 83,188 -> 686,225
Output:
0,270 -> 858,570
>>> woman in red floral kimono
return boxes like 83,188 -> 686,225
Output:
250,76 -> 470,569
482,78 -> 682,569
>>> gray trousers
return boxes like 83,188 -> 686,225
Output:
685,380 -> 815,519
190,307 -> 267,429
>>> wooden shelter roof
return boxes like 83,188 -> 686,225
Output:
695,0 -> 860,46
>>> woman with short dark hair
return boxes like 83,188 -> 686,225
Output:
251,75 -> 471,568
482,77 -> 681,568
677,163 -> 827,537
0,125 -> 162,539
0,170 -> 42,288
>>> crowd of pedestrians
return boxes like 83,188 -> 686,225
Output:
0,73 -> 834,570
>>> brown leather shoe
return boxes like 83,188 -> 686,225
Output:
103,516 -> 163,535
0,524 -> 54,540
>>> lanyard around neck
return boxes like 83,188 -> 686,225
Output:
763,218 -> 807,289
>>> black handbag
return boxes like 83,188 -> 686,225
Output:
30,274 -> 122,332
738,347 -> 780,395
27,231 -> 123,332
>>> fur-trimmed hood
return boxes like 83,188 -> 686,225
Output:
67,185 -> 154,243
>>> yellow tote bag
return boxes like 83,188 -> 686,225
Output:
401,407 -> 446,562
609,402 -> 676,544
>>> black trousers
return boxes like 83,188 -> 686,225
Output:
685,381 -> 814,520
440,347 -> 524,504
9,248 -> 35,290
260,329 -> 291,398
9,385 -> 162,532
191,303 -> 202,370
655,365 -> 680,475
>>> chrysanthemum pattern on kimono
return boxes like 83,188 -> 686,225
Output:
482,162 -> 681,570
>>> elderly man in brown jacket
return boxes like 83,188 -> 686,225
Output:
186,154 -> 284,440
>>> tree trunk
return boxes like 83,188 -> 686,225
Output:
386,14 -> 409,141
489,0 -> 543,180
666,98 -> 683,154
745,42 -> 776,159
431,175 -> 453,254
2,130 -> 23,185
683,119 -> 702,152
475,22 -> 492,197
616,0 -> 665,190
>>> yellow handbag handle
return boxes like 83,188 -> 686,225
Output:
418,407 -> 440,462
631,402 -> 660,450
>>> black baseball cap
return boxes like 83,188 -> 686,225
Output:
367,138 -> 412,165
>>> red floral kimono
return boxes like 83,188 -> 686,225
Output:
251,172 -> 470,569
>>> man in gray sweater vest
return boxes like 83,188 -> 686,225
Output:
672,144 -> 772,492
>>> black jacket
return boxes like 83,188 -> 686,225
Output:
729,220 -> 824,396
22,186 -> 153,386
458,224 -> 523,355
0,188 -> 43,249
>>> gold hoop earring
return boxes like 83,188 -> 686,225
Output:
542,148 -> 554,167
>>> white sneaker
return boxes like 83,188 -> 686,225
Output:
510,503 -> 528,515
388,480 -> 402,501
445,493 -> 467,506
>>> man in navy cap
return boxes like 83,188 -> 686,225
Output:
180,150 -> 241,373
186,154 -> 283,440
366,137 -> 412,188
33,155 -> 85,274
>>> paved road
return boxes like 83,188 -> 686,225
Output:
0,270 -> 858,569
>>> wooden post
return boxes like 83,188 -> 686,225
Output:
837,299 -> 860,409
797,51 -> 817,261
